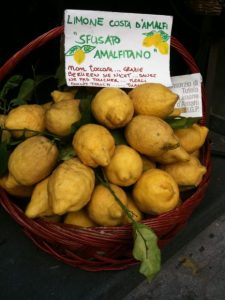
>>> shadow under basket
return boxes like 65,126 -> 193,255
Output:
0,26 -> 211,271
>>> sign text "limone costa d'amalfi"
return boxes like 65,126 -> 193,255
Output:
66,15 -> 169,60
66,14 -> 168,30
64,10 -> 173,88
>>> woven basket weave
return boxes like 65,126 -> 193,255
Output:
0,26 -> 211,271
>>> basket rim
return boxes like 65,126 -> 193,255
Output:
0,26 -> 212,271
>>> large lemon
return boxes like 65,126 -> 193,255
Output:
5,104 -> 45,138
72,124 -> 115,167
133,169 -> 180,215
175,124 -> 208,153
104,145 -> 143,186
125,115 -> 179,157
91,87 -> 134,129
45,99 -> 81,136
25,177 -> 52,219
128,83 -> 178,118
161,156 -> 207,187
64,209 -> 97,227
0,173 -> 33,197
87,183 -> 127,226
8,136 -> 58,186
48,158 -> 95,215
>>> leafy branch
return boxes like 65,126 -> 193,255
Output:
165,116 -> 201,129
96,171 -> 161,281
0,128 -> 62,143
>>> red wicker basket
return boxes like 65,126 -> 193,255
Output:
0,25 -> 211,271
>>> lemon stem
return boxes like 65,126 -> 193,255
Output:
96,173 -> 149,253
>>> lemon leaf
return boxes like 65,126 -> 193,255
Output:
111,129 -> 127,145
0,75 -> 23,100
8,98 -> 28,108
70,89 -> 95,134
0,142 -> 9,176
58,145 -> 76,161
142,31 -> 156,37
159,30 -> 169,42
55,61 -> 66,88
17,78 -> 35,101
133,223 -> 161,281
165,117 -> 201,129
81,45 -> 96,54
65,45 -> 81,56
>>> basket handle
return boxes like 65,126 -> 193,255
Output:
0,26 -> 206,123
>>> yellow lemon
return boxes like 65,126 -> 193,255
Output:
41,102 -> 53,112
123,195 -> 143,224
142,33 -> 162,47
191,149 -> 200,158
25,177 -> 53,219
142,36 -> 155,47
133,169 -> 180,215
72,124 -> 115,167
91,87 -> 134,129
5,104 -> 45,138
104,145 -> 143,186
45,99 -> 81,136
64,209 -> 97,227
157,41 -> 169,55
8,136 -> 59,186
153,145 -> 190,164
88,184 -> 127,226
48,158 -> 95,215
152,33 -> 164,46
51,90 -> 75,103
161,156 -> 207,187
73,49 -> 85,64
125,115 -> 179,157
128,83 -> 179,118
0,173 -> 33,197
175,124 -> 209,153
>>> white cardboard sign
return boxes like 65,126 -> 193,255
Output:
171,73 -> 203,118
64,10 -> 173,88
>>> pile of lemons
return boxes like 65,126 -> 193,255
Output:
0,83 -> 208,227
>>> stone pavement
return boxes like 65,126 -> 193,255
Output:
125,214 -> 225,300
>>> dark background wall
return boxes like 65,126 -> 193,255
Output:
0,0 -> 224,79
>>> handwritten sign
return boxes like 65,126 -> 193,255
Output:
171,73 -> 203,117
64,10 -> 173,88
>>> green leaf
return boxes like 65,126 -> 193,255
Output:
0,75 -> 23,99
133,223 -> 161,281
111,129 -> 127,145
55,61 -> 66,88
9,98 -> 28,108
165,117 -> 201,129
142,31 -> 156,37
34,74 -> 54,86
65,45 -> 81,56
82,45 -> 96,54
17,78 -> 34,100
0,142 -> 9,176
159,30 -> 169,42
70,89 -> 95,134
58,145 -> 76,161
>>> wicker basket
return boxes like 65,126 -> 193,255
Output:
0,26 -> 211,271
